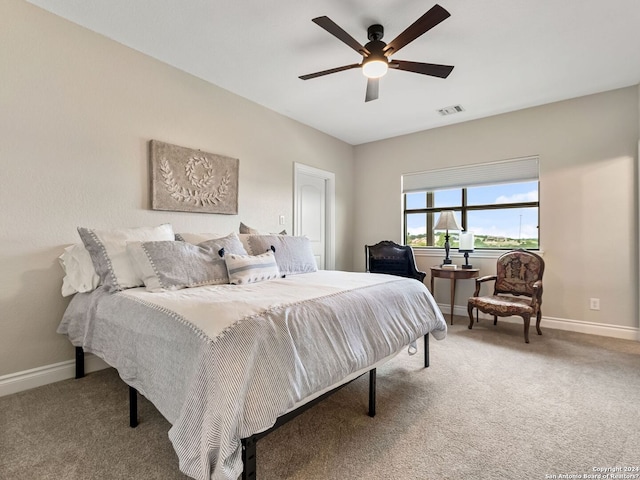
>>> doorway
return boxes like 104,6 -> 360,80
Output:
293,163 -> 335,270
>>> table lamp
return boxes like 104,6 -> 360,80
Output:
433,211 -> 462,265
458,232 -> 475,269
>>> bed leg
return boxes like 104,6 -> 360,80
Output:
75,347 -> 85,379
129,386 -> 138,428
424,333 -> 430,368
241,437 -> 257,480
368,368 -> 376,417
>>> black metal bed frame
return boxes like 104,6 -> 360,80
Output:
74,333 -> 429,479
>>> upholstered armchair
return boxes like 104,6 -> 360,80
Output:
365,241 -> 426,282
467,249 -> 544,343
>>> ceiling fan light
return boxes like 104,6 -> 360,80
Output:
362,59 -> 388,79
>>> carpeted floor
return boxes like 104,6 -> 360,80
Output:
2,319 -> 639,480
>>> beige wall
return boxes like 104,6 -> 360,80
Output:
354,86 -> 639,332
2,0 -> 638,381
0,0 -> 355,376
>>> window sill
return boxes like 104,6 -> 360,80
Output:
412,248 -> 544,260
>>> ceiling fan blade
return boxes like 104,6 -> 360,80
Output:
299,63 -> 361,80
384,4 -> 450,56
391,60 -> 454,78
312,16 -> 370,56
365,78 -> 379,102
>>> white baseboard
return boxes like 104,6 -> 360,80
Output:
442,303 -> 640,341
0,353 -> 110,398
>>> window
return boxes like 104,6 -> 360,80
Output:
402,157 -> 539,250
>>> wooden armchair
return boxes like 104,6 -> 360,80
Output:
467,249 -> 544,343
365,241 -> 426,282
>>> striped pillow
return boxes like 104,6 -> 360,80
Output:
224,251 -> 280,285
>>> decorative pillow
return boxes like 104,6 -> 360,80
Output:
175,232 -> 225,244
127,243 -> 218,292
127,233 -> 248,292
244,235 -> 317,275
238,223 -> 286,236
58,244 -> 100,296
224,251 -> 280,285
239,222 -> 260,234
192,232 -> 246,256
238,233 -> 286,255
77,224 -> 175,292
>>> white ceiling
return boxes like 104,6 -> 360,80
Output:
26,0 -> 640,145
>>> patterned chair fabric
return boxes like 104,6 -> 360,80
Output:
467,249 -> 544,343
365,241 -> 426,283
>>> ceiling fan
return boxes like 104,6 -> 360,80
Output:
299,4 -> 454,102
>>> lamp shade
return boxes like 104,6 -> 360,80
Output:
459,232 -> 475,251
433,211 -> 462,231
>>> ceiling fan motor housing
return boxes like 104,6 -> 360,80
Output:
365,25 -> 387,67
365,39 -> 387,57
362,36 -> 389,78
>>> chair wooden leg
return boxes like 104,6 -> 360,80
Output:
493,315 -> 497,326
536,310 -> 542,335
523,315 -> 531,343
467,303 -> 475,329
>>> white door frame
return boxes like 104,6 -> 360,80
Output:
294,162 -> 336,270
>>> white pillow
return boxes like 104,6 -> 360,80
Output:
58,244 -> 100,296
77,224 -> 175,292
243,235 -> 317,276
224,251 -> 280,285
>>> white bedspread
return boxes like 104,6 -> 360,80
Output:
58,270 -> 446,480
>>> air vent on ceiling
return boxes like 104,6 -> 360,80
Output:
437,104 -> 465,116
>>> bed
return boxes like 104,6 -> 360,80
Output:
57,226 -> 447,480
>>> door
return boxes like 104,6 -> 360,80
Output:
294,163 -> 335,270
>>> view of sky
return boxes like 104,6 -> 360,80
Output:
406,181 -> 538,239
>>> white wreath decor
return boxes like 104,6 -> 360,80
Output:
185,156 -> 214,189
160,158 -> 230,206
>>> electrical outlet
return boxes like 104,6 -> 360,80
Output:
279,215 -> 285,225
589,298 -> 600,311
